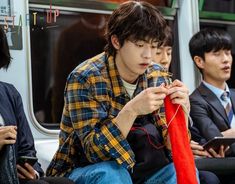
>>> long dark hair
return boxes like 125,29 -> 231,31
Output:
0,27 -> 11,69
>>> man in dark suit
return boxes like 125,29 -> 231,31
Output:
189,28 -> 235,157
189,28 -> 235,184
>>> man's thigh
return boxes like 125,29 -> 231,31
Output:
68,161 -> 132,184
144,163 -> 177,184
144,163 -> 200,184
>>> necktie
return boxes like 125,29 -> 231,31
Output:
221,92 -> 233,124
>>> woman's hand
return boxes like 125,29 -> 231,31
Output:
17,163 -> 37,180
0,126 -> 17,150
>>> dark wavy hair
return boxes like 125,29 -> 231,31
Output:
189,28 -> 232,61
163,26 -> 173,47
0,27 -> 11,69
104,1 -> 167,56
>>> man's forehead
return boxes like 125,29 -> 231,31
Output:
133,38 -> 158,44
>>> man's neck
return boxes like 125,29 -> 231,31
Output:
203,79 -> 226,90
115,55 -> 139,84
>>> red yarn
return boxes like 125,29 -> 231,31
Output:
164,95 -> 198,184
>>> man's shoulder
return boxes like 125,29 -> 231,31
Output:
147,63 -> 171,84
0,81 -> 18,96
230,88 -> 235,93
0,81 -> 15,89
68,52 -> 108,83
190,87 -> 201,97
148,63 -> 168,75
190,84 -> 205,100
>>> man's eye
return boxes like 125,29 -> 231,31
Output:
151,45 -> 158,49
225,50 -> 231,55
213,51 -> 220,56
135,43 -> 144,47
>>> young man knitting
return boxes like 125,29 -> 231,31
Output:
46,1 -> 197,183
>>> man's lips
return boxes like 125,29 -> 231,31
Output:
222,66 -> 230,72
139,63 -> 150,67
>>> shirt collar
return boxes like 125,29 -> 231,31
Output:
202,80 -> 230,100
107,54 -> 147,97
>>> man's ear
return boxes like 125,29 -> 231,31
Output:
111,35 -> 120,49
194,56 -> 204,69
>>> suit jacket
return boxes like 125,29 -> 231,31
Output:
190,82 -> 235,146
0,81 -> 44,176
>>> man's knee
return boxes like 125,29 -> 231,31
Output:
199,171 -> 220,184
89,161 -> 131,182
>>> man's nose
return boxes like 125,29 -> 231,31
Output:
142,46 -> 152,59
222,52 -> 231,63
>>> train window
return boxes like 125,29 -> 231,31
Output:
199,0 -> 235,21
29,2 -> 179,128
199,0 -> 235,13
30,9 -> 109,127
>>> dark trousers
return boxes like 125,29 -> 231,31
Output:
199,171 -> 220,184
20,177 -> 74,184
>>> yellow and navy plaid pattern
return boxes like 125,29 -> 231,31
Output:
46,52 -> 172,177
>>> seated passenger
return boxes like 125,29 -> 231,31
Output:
189,28 -> 234,155
153,26 -> 220,184
189,28 -> 235,184
0,27 -> 74,184
46,1 -> 198,184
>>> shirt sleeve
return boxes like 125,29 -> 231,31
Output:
190,94 -> 223,141
65,73 -> 135,169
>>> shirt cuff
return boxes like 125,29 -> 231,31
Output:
34,170 -> 40,179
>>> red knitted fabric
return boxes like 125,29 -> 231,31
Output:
164,95 -> 198,184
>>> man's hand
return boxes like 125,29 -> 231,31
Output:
221,128 -> 235,138
167,79 -> 190,111
0,126 -> 17,150
128,85 -> 168,116
208,145 -> 229,158
116,85 -> 168,137
17,163 -> 37,180
190,140 -> 211,158
191,140 -> 228,158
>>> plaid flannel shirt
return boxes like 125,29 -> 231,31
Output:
46,52 -> 171,177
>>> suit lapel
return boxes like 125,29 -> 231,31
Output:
230,90 -> 235,112
198,83 -> 229,126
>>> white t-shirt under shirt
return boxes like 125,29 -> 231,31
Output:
121,79 -> 137,99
